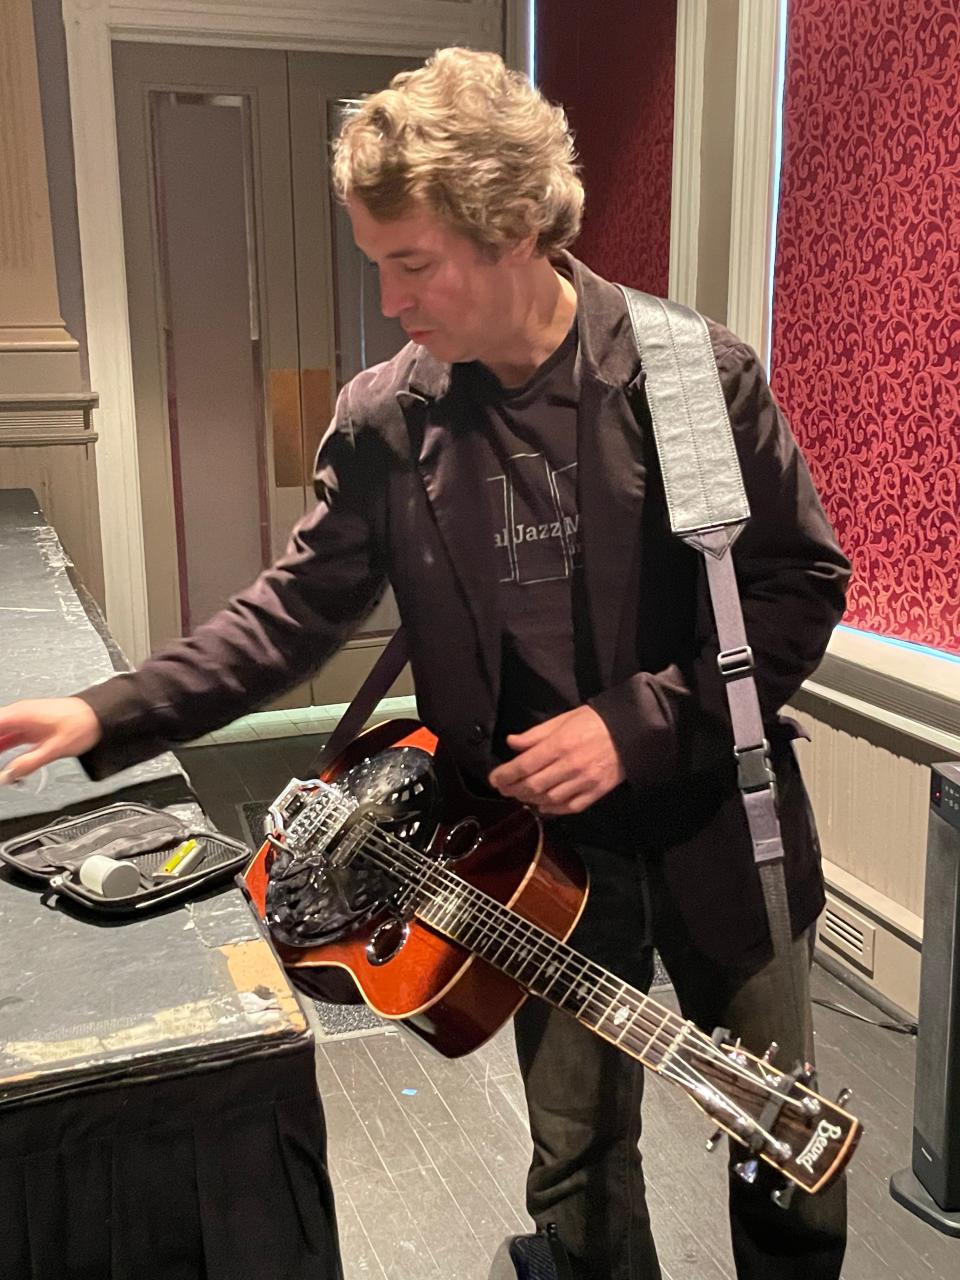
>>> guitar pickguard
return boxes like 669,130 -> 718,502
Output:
265,746 -> 442,948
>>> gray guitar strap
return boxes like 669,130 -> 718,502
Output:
618,285 -> 805,1040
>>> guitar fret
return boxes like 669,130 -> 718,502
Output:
492,912 -> 537,970
656,1019 -> 693,1074
535,948 -> 566,997
557,968 -> 604,1024
476,911 -> 527,968
436,890 -> 460,930
511,944 -> 542,988
555,972 -> 589,1015
614,1002 -> 641,1045
483,931 -> 511,966
460,917 -> 483,949
590,983 -> 631,1038
637,1006 -> 675,1066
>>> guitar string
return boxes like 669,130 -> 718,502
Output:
282,820 -> 804,1159
283,796 -> 803,1120
307,816 -> 802,1153
281,797 -> 808,1124
283,793 -> 695,1059
284,800 -> 804,1126
364,829 -> 803,1147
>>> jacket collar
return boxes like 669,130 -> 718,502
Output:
403,251 -> 644,403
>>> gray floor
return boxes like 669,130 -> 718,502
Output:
304,962 -> 960,1280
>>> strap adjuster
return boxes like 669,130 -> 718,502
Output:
735,740 -> 776,794
718,645 -> 755,680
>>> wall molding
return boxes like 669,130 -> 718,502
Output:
668,0 -> 705,308
726,0 -> 782,365
105,1 -> 501,51
62,0 -> 503,663
795,624 -> 960,764
0,390 -> 99,445
809,653 -> 960,755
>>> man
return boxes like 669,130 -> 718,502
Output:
0,48 -> 849,1280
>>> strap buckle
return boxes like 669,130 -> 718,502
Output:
718,645 -> 755,680
735,740 -> 777,796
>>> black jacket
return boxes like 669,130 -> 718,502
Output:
80,254 -> 850,967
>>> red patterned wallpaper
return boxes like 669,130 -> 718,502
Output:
536,0 -> 677,294
771,0 -> 960,655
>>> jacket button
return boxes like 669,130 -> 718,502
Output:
468,722 -> 487,744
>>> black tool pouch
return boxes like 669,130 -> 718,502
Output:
0,802 -> 249,915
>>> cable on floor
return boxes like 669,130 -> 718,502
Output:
812,996 -> 917,1036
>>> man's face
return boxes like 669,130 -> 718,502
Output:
347,196 -> 524,367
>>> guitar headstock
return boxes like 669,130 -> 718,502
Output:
670,1025 -> 862,1195
754,1065 -> 861,1195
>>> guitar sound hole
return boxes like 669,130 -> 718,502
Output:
366,916 -> 409,965
443,818 -> 481,860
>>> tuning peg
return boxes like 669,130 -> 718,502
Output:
835,1086 -> 853,1108
762,1040 -> 779,1063
706,1128 -> 725,1152
772,1181 -> 797,1210
726,1036 -> 748,1065
734,1158 -> 759,1184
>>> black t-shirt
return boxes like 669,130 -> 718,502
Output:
461,320 -> 640,850
463,319 -> 594,752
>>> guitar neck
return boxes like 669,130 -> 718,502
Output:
414,859 -> 691,1074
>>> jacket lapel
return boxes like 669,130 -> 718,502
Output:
577,363 -> 648,687
398,365 -> 501,700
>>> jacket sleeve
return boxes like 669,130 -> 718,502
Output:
77,384 -> 387,779
589,335 -> 851,790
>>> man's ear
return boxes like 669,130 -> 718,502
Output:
503,232 -> 539,265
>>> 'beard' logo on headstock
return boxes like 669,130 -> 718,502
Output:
796,1119 -> 843,1173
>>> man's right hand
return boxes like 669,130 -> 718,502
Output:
0,698 -> 102,784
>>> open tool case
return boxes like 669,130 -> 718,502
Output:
0,802 -> 250,914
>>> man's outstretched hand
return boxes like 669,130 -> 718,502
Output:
488,705 -> 625,816
0,698 -> 102,784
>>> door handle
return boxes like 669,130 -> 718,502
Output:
300,368 -> 332,484
269,368 -> 302,488
270,368 -> 332,487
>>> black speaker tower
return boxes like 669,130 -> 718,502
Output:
890,761 -> 960,1235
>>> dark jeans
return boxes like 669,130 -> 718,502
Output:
512,843 -> 847,1280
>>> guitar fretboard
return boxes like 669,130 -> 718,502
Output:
415,862 -> 689,1072
293,793 -> 697,1075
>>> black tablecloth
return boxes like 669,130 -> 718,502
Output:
0,1049 -> 339,1280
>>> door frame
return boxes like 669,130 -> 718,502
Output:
62,0 -> 518,664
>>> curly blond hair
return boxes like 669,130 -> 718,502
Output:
331,48 -> 583,256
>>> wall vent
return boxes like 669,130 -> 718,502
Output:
819,894 -> 876,975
